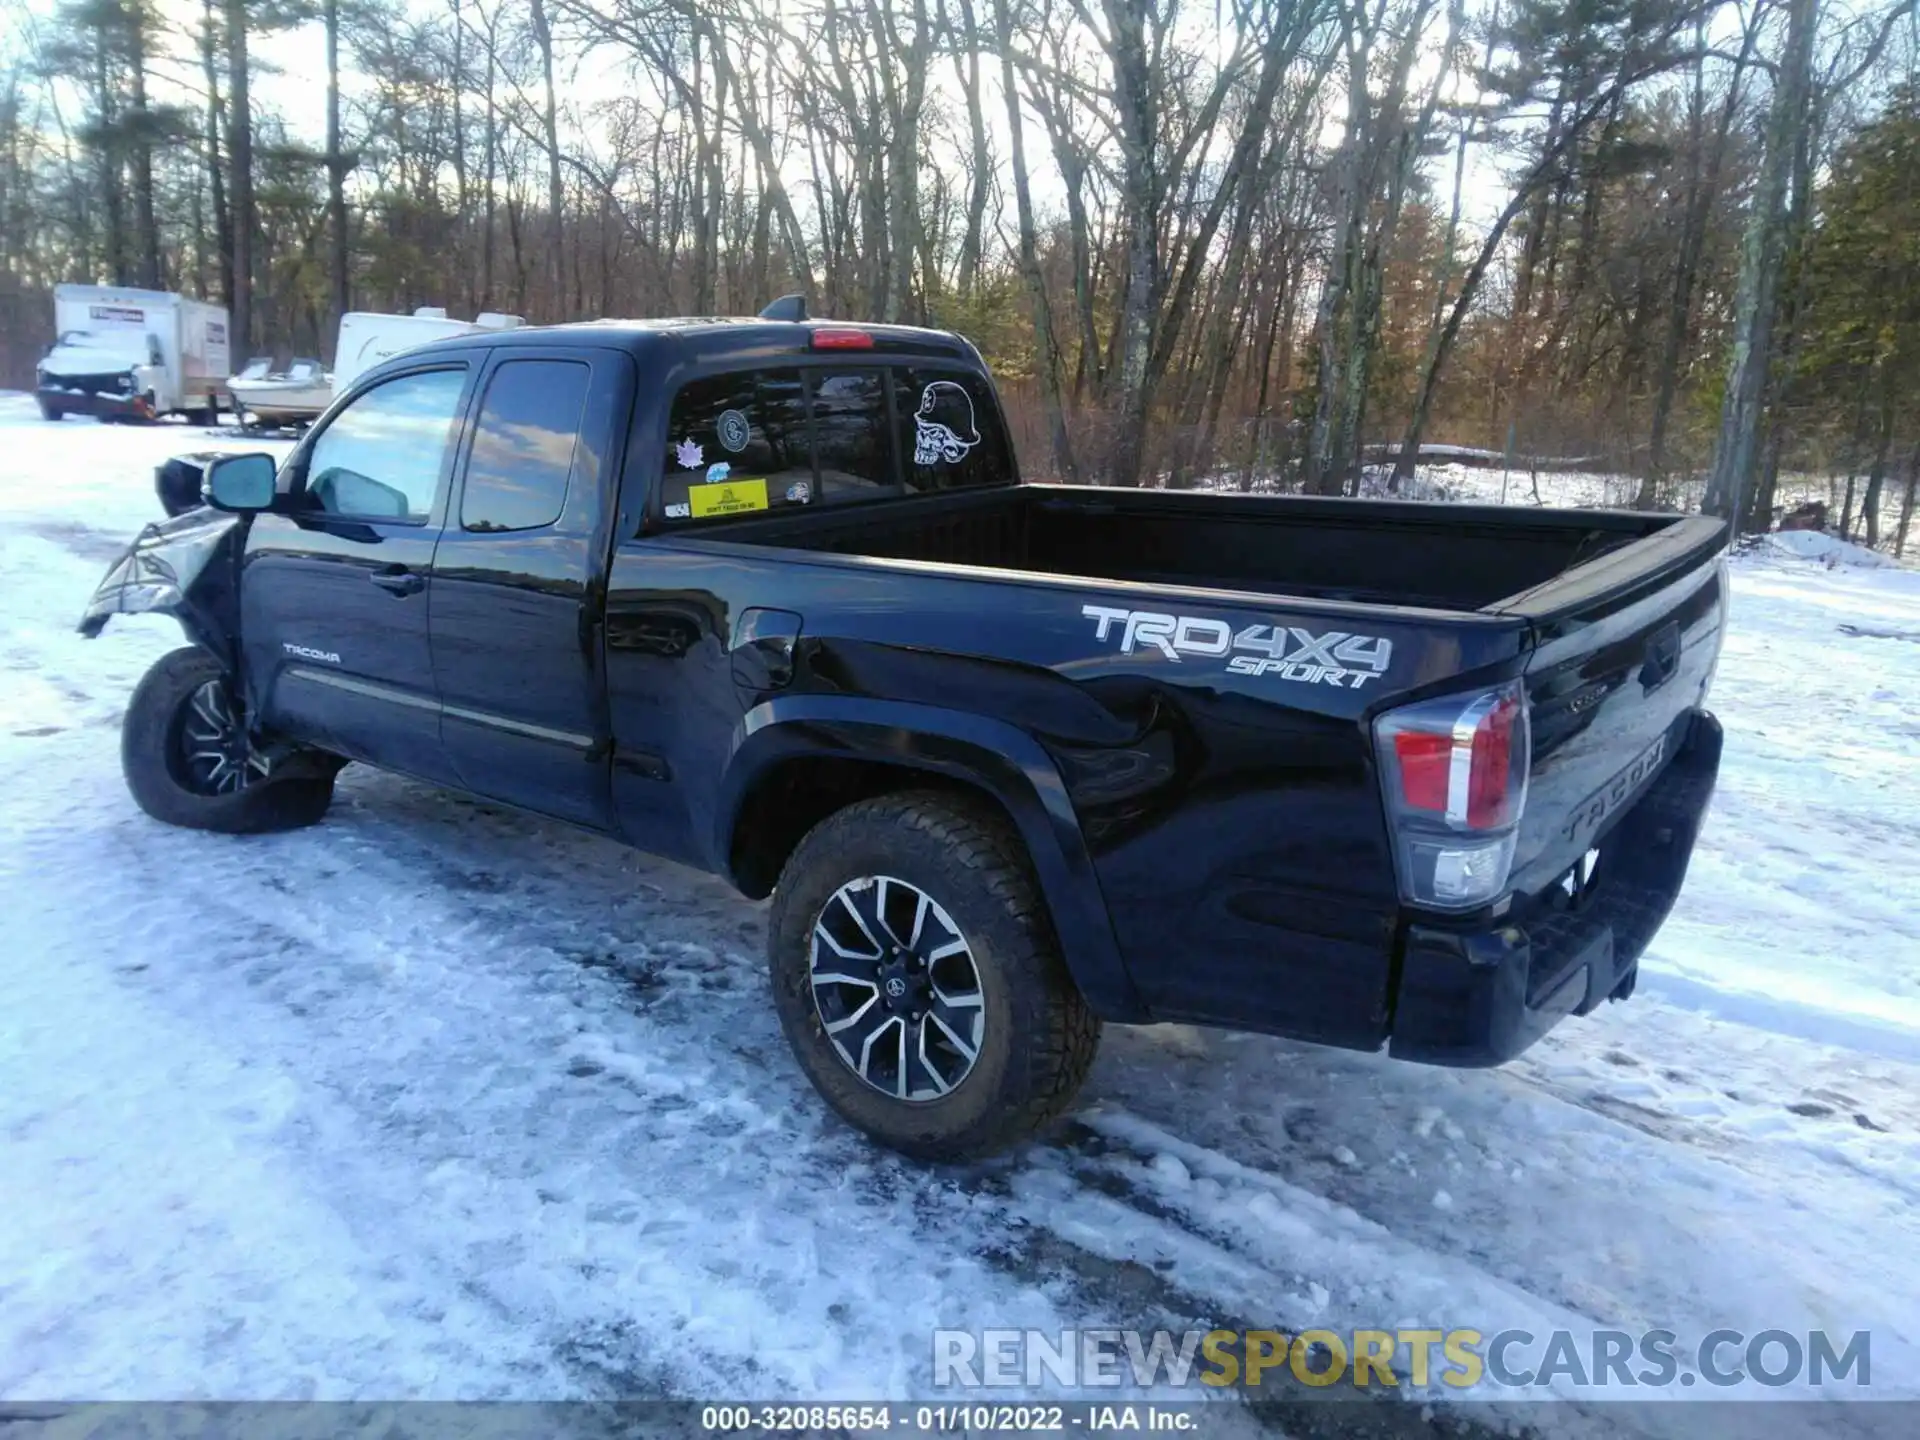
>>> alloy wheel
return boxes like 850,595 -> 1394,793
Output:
175,679 -> 265,795
809,875 -> 987,1102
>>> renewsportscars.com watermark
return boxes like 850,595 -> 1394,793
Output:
934,1327 -> 1873,1393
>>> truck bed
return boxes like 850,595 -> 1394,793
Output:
678,482 -> 1729,1048
702,484 -> 1705,615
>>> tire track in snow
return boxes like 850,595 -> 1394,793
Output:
4,740 -> 1549,1437
0,749 -> 1161,1403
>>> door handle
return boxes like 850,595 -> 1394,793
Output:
1640,622 -> 1681,692
370,567 -> 425,596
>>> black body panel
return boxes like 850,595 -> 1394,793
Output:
83,315 -> 1729,1069
427,346 -> 633,828
239,352 -> 482,785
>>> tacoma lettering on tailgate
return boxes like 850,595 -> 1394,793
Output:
1565,732 -> 1669,844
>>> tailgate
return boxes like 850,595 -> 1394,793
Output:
1494,517 -> 1727,897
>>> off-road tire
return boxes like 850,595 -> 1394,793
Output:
768,790 -> 1100,1160
122,647 -> 335,833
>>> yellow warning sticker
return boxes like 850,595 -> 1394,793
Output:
686,477 -> 769,518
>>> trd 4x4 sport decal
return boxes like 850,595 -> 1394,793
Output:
1082,605 -> 1393,689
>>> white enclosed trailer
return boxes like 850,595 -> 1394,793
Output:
330,307 -> 524,392
37,285 -> 231,422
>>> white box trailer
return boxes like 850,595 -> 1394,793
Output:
37,284 -> 231,422
331,307 -> 523,392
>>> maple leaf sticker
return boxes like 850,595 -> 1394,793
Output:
674,437 -> 703,469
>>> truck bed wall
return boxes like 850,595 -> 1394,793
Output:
621,481 -> 1710,1044
710,486 -> 1674,613
608,531 -> 1520,1047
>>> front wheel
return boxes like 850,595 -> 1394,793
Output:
768,790 -> 1100,1160
38,399 -> 63,422
122,647 -> 335,833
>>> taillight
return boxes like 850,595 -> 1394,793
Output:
1391,730 -> 1452,812
810,327 -> 874,350
1374,680 -> 1530,910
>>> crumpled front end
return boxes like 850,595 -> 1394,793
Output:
77,508 -> 244,665
38,341 -> 149,417
38,383 -> 152,420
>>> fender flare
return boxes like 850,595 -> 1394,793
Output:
718,695 -> 1149,1023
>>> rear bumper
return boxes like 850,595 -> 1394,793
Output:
1388,707 -> 1723,1066
37,385 -> 149,419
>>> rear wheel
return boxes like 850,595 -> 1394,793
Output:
122,647 -> 335,833
768,790 -> 1100,1160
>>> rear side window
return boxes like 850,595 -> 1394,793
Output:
896,369 -> 1013,493
663,370 -> 810,520
462,359 -> 590,532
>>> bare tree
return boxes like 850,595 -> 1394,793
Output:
224,0 -> 252,360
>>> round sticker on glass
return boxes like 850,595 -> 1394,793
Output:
716,408 -> 752,453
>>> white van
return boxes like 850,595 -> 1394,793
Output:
38,285 -> 231,422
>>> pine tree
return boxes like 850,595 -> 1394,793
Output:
1796,80 -> 1920,549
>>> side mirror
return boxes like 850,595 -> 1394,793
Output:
204,452 -> 279,512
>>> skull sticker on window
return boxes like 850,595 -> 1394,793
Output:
913,381 -> 980,465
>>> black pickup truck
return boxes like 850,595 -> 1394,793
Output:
81,311 -> 1728,1159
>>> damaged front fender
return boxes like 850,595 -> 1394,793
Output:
77,507 -> 247,668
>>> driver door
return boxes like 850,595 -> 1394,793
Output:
241,359 -> 476,783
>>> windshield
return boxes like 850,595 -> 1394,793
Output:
47,330 -> 146,359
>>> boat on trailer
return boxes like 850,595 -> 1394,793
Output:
227,357 -> 332,427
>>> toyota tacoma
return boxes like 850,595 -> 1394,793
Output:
80,307 -> 1728,1159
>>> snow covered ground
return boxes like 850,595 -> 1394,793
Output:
2,393 -> 1917,1435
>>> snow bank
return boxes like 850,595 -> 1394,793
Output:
1760,529 -> 1895,568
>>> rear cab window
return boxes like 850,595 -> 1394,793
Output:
895,369 -> 1013,492
810,369 -> 894,501
658,363 -> 1012,525
662,370 -> 811,520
